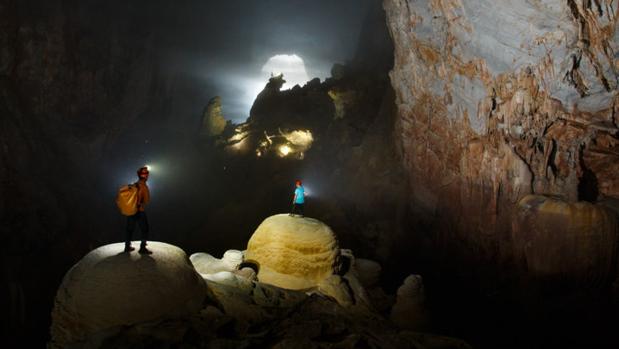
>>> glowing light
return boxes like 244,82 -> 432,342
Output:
231,137 -> 246,150
261,54 -> 311,90
229,131 -> 248,142
279,145 -> 292,156
282,130 -> 313,147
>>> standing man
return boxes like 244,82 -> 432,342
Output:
290,179 -> 305,217
125,166 -> 152,254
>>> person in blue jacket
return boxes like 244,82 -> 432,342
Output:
290,180 -> 305,217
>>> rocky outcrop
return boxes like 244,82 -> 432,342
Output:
201,96 -> 228,137
49,236 -> 468,349
69,279 -> 470,349
49,242 -> 207,348
384,0 -> 619,284
190,250 -> 244,276
513,195 -> 619,286
245,214 -> 340,290
390,274 -> 427,330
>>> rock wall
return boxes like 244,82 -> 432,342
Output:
0,1 -> 168,345
383,0 -> 619,285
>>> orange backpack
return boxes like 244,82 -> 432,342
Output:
116,183 -> 139,216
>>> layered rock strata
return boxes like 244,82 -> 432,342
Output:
245,214 -> 340,290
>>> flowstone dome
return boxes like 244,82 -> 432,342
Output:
49,242 -> 207,348
245,214 -> 340,290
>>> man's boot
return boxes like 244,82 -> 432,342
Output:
124,244 -> 135,253
138,243 -> 152,255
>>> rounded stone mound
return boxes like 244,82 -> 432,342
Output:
514,195 -> 618,285
245,214 -> 340,290
50,241 -> 207,348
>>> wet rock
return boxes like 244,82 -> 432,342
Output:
49,242 -> 207,348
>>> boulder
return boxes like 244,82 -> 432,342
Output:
49,242 -> 206,348
203,271 -> 254,290
245,214 -> 340,290
353,258 -> 382,288
390,274 -> 427,330
190,249 -> 243,275
513,195 -> 619,286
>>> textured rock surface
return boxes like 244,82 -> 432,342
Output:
353,258 -> 382,288
390,274 -> 427,330
0,3 -> 178,345
513,195 -> 619,285
49,242 -> 206,348
245,214 -> 340,290
75,278 -> 470,349
190,249 -> 243,276
384,0 -> 619,278
201,96 -> 227,137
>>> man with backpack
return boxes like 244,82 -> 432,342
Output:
124,166 -> 152,254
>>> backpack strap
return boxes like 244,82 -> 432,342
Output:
134,182 -> 142,207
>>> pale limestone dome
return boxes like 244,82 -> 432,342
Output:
190,249 -> 243,275
50,242 -> 207,348
245,214 -> 340,290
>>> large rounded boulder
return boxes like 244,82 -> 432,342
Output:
513,195 -> 619,286
245,214 -> 340,290
50,242 -> 207,348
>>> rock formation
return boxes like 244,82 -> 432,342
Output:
383,0 -> 619,287
513,195 -> 618,286
351,257 -> 382,288
245,214 -> 341,290
48,225 -> 469,348
390,274 -> 427,330
79,277 -> 470,349
49,242 -> 207,348
190,250 -> 244,276
201,96 -> 228,137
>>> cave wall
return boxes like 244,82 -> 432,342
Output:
0,0 -> 170,344
383,0 -> 619,288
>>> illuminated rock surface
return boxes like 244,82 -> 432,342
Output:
201,96 -> 228,137
48,239 -> 468,348
383,0 -> 619,276
49,242 -> 206,348
245,214 -> 340,290
190,249 -> 243,275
